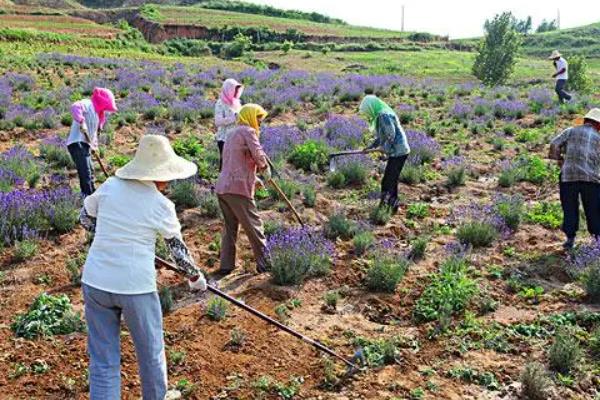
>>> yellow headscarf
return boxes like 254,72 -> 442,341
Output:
237,104 -> 267,134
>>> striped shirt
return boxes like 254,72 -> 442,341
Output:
550,125 -> 600,183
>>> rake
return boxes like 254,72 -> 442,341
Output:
328,148 -> 382,172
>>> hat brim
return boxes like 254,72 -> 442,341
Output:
115,157 -> 197,182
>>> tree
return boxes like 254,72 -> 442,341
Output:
568,55 -> 592,93
473,12 -> 523,86
513,16 -> 532,34
536,19 -> 558,33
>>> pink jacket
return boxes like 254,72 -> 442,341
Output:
215,125 -> 267,199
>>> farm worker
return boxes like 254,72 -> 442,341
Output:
78,134 -> 207,400
68,87 -> 118,197
360,95 -> 411,213
549,108 -> 600,250
549,50 -> 572,104
215,104 -> 271,276
215,78 -> 244,171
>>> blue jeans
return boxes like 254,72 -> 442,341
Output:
559,181 -> 600,239
68,142 -> 95,196
83,284 -> 167,400
555,79 -> 572,103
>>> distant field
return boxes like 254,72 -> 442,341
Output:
152,6 -> 410,39
0,14 -> 120,38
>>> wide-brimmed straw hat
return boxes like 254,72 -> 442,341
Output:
116,135 -> 197,181
548,50 -> 562,60
584,109 -> 600,124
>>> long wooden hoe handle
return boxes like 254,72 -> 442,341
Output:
80,127 -> 110,179
154,256 -> 358,369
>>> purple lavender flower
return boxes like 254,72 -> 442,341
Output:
450,100 -> 472,120
569,239 -> 600,278
323,114 -> 368,150
406,130 -> 440,164
260,125 -> 304,160
493,99 -> 527,119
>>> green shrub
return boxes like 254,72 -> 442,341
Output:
288,140 -> 330,172
548,327 -> 582,374
472,12 -> 522,86
568,55 -> 592,94
352,336 -> 400,367
519,362 -> 550,400
323,290 -> 340,308
590,326 -> 600,359
353,231 -> 375,256
66,252 -> 86,286
172,136 -> 204,161
408,236 -> 428,261
456,221 -> 498,248
365,253 -> 409,293
336,160 -> 369,187
495,195 -> 524,231
11,293 -> 85,339
206,296 -> 229,321
267,179 -> 299,201
414,256 -> 478,322
263,219 -> 284,237
170,179 -> 201,209
40,142 -> 73,169
498,168 -> 519,187
13,239 -> 38,262
51,199 -> 80,234
407,203 -> 429,219
159,286 -> 174,314
222,33 -> 252,59
370,205 -> 393,226
199,193 -> 221,218
446,166 -> 467,188
399,163 -> 425,184
525,201 -> 562,229
302,185 -> 316,207
582,262 -> 600,303
324,213 -> 357,240
326,171 -> 346,188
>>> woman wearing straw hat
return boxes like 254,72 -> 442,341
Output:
549,50 -> 572,104
215,104 -> 271,276
79,134 -> 207,400
549,109 -> 600,249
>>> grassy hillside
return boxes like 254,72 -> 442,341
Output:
0,14 -> 120,38
10,0 -> 83,8
148,5 -> 411,40
523,22 -> 600,58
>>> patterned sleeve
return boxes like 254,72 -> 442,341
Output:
378,114 -> 398,146
79,206 -> 97,233
164,236 -> 202,278
549,128 -> 571,159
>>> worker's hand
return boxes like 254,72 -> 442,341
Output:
255,177 -> 265,190
80,122 -> 88,134
188,274 -> 207,292
261,165 -> 272,182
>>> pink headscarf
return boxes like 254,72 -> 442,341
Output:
91,87 -> 118,129
219,79 -> 243,112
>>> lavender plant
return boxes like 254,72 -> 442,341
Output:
442,156 -> 467,188
267,227 -> 334,285
39,135 -> 74,169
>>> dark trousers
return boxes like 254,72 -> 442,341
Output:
217,140 -> 225,172
68,142 -> 95,197
380,155 -> 408,210
559,181 -> 600,239
555,79 -> 572,103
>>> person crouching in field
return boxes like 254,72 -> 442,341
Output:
549,109 -> 600,250
215,78 -> 244,171
215,104 -> 271,276
360,95 -> 411,213
79,134 -> 207,400
68,87 -> 118,197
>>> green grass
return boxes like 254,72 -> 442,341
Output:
152,5 -> 412,39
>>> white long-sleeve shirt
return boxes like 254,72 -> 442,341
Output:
214,99 -> 238,142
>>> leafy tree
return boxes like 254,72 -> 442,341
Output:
536,19 -> 558,33
513,16 -> 532,34
568,55 -> 592,93
472,12 -> 523,86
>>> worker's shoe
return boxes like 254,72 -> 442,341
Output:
563,237 -> 575,250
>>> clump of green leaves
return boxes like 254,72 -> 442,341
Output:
408,236 -> 428,261
206,296 -> 229,321
302,185 -> 316,207
11,293 -> 85,339
365,252 -> 409,293
288,140 -> 330,172
13,239 -> 38,262
66,251 -> 86,286
159,286 -> 174,314
352,336 -> 400,367
414,256 -> 478,322
548,327 -> 582,374
525,201 -> 562,229
407,203 -> 429,219
582,262 -> 600,303
495,194 -> 524,231
199,193 -> 221,218
456,221 -> 498,248
399,163 -> 425,185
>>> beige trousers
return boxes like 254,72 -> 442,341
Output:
217,193 -> 268,272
